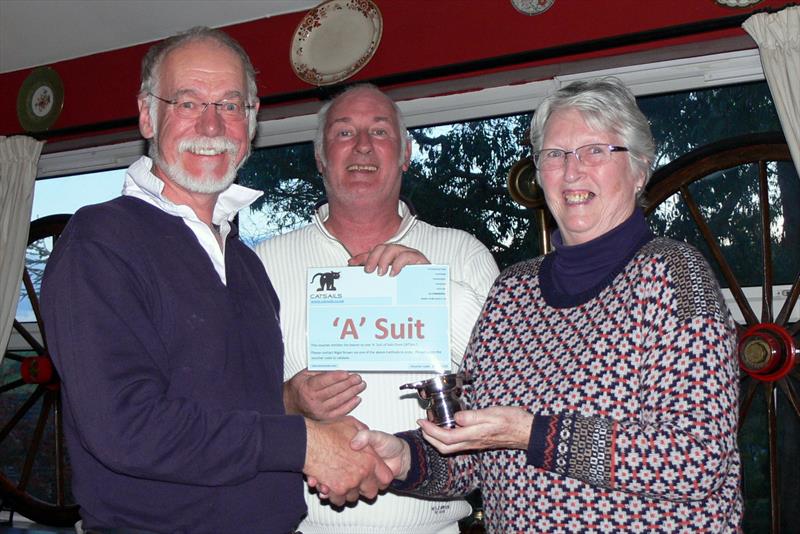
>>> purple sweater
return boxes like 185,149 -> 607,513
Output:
41,196 -> 306,533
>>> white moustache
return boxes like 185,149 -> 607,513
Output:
178,137 -> 237,156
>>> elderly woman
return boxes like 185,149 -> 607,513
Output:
348,78 -> 742,532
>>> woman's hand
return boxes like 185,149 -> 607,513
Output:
419,406 -> 534,454
351,429 -> 411,481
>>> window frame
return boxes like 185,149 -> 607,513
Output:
35,49 -> 764,179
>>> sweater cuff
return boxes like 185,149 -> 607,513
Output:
258,414 -> 307,472
526,414 -> 557,469
390,430 -> 426,491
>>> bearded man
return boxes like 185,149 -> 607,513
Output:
41,27 -> 391,534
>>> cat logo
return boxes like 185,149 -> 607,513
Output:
311,271 -> 340,291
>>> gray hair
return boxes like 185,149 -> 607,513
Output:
529,77 -> 655,190
314,83 -> 410,168
139,26 -> 259,139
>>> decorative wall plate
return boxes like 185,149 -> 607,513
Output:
17,66 -> 64,132
291,0 -> 383,86
715,0 -> 762,6
510,0 -> 555,15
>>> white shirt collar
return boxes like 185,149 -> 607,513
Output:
122,156 -> 262,225
121,156 -> 262,285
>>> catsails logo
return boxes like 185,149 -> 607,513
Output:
310,271 -> 341,298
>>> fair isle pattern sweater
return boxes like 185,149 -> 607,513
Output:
397,238 -> 742,533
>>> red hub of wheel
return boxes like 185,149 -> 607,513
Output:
738,323 -> 797,382
20,355 -> 59,388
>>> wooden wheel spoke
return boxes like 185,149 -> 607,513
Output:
776,377 -> 800,419
0,385 -> 45,444
12,319 -> 46,354
680,186 -> 758,324
765,383 -> 780,534
757,160 -> 773,323
3,352 -> 27,362
0,378 -> 27,395
21,267 -> 47,347
776,271 -> 800,327
18,392 -> 53,492
790,321 -> 799,337
738,375 -> 760,429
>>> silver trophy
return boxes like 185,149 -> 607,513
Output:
400,372 -> 469,428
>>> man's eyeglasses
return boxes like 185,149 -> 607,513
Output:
148,93 -> 254,121
533,144 -> 629,171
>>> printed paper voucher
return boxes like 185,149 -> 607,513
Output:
306,265 -> 451,372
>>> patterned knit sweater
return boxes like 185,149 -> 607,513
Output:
397,237 -> 742,533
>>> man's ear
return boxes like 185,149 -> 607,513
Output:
138,96 -> 155,140
315,150 -> 325,175
401,135 -> 412,172
249,100 -> 261,141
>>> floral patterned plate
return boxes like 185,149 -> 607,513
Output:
510,0 -> 555,16
291,0 -> 383,86
16,66 -> 64,132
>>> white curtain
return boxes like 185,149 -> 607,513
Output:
743,6 -> 800,173
1,135 -> 44,366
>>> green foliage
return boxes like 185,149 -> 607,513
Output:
404,113 -> 542,269
642,82 -> 780,165
238,82 -> 794,280
238,142 -> 320,244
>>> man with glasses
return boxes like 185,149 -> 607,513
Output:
41,27 -> 392,534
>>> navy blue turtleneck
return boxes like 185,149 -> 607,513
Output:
539,208 -> 654,308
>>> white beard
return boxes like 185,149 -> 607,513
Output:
149,136 -> 248,194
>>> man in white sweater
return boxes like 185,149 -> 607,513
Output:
255,84 -> 498,534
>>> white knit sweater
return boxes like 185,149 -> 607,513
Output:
255,201 -> 499,534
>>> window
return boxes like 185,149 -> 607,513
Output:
15,170 -> 125,323
31,169 -> 125,220
239,80 -> 785,270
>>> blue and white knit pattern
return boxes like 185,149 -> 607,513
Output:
398,238 -> 742,533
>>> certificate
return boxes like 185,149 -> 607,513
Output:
306,265 -> 451,372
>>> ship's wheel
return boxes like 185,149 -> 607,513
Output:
1,214 -> 79,527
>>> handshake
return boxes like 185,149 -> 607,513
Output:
302,416 -> 410,506
294,368 -> 530,506
287,369 -> 410,506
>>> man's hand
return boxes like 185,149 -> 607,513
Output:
284,369 -> 365,419
418,407 -> 534,454
351,429 -> 411,481
349,244 -> 429,276
311,428 -> 411,499
304,417 -> 394,506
